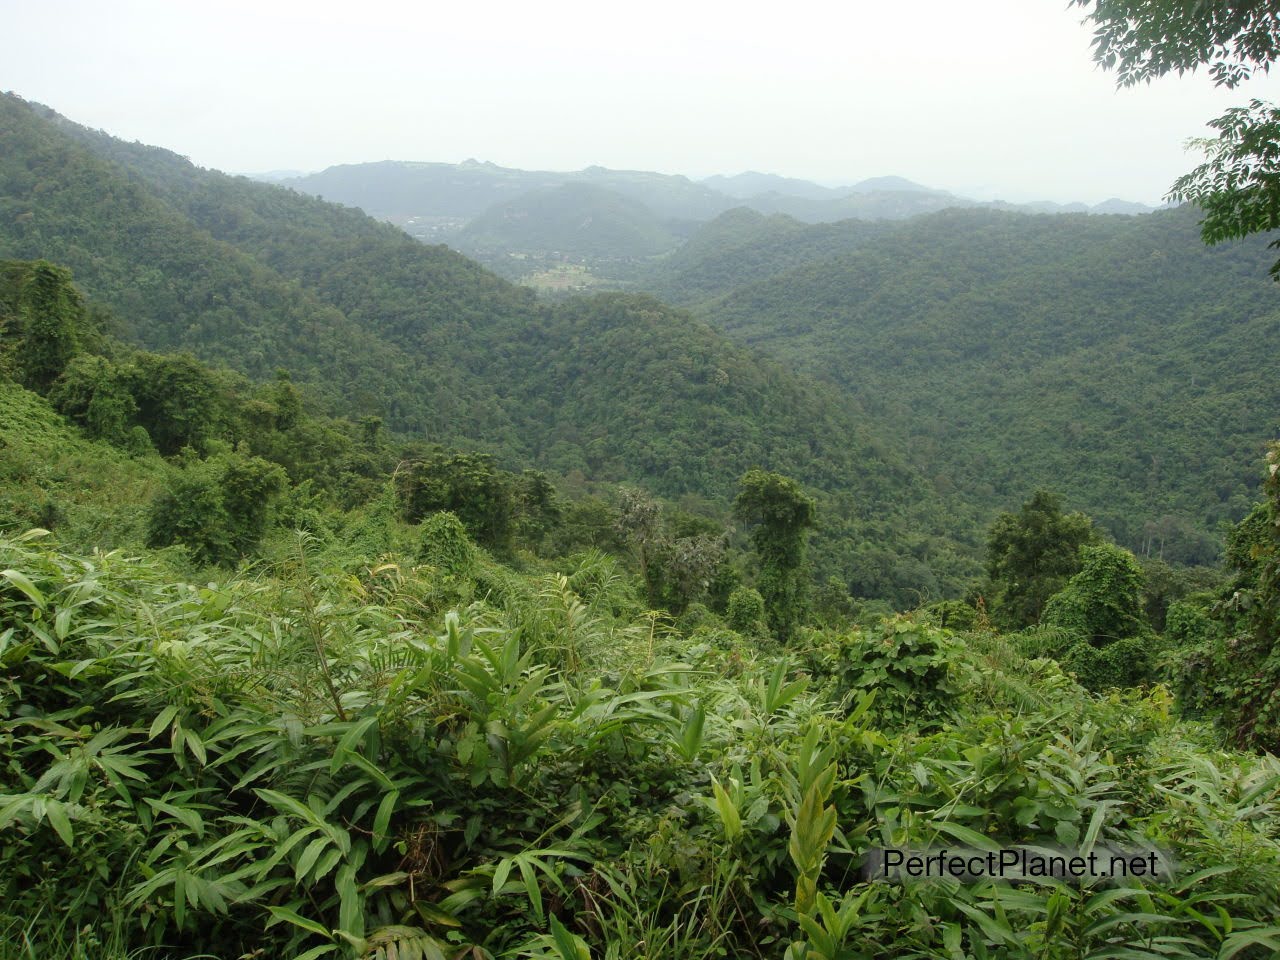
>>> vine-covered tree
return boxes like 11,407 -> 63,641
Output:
147,448 -> 287,566
1042,542 -> 1149,644
986,490 -> 1098,629
49,355 -> 137,444
15,260 -> 81,391
733,469 -> 816,641
615,487 -> 725,612
615,487 -> 664,596
395,452 -> 514,551
512,470 -> 562,549
126,352 -> 225,455
1200,442 -> 1280,750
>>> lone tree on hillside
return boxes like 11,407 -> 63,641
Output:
986,490 -> 1098,629
16,260 -> 81,391
733,469 -> 816,642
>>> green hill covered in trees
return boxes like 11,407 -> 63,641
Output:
653,205 -> 1280,566
4,260 -> 1280,958
641,207 -> 893,306
282,159 -> 734,222
454,182 -> 678,259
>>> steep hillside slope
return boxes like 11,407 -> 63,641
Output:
692,206 -> 1280,561
0,95 -> 461,433
0,379 -> 165,547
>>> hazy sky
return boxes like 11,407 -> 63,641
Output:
7,0 -> 1280,205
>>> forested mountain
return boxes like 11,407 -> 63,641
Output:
453,182 -> 679,260
667,205 -> 1280,563
7,89 -> 1280,960
0,93 -> 978,602
731,186 -> 975,224
702,171 -> 844,200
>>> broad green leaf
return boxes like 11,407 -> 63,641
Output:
711,777 -> 742,842
44,798 -> 73,848
548,914 -> 590,960
296,836 -> 330,882
148,705 -> 179,741
184,728 -> 207,765
2,569 -> 46,609
268,905 -> 333,940
929,820 -> 1001,852
1220,926 -> 1280,960
337,864 -> 363,940
679,702 -> 705,761
372,790 -> 399,852
518,856 -> 545,923
336,715 -> 379,757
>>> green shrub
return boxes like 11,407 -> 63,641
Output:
808,616 -> 962,725
13,260 -> 82,391
1060,633 -> 1157,689
1165,594 -> 1216,647
146,449 -> 286,566
417,510 -> 481,574
49,354 -> 137,444
1043,542 -> 1148,642
1037,543 -> 1159,689
925,598 -> 979,631
726,586 -> 768,636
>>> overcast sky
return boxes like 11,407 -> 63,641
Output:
7,0 -> 1280,205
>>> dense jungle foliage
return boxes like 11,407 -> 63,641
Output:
4,87 -> 1280,960
658,205 -> 1280,567
3,245 -> 1280,959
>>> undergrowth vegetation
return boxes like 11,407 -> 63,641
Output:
4,524 -> 1280,960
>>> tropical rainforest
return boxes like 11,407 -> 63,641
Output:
2,76 -> 1280,960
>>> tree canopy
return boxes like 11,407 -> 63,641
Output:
734,469 -> 817,641
986,490 -> 1098,629
1075,0 -> 1280,273
1073,0 -> 1280,88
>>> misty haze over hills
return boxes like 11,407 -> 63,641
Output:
275,160 -> 1157,223
271,160 -> 1158,285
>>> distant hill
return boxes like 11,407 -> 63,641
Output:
739,187 -> 974,223
279,161 -> 1155,264
281,160 -> 732,223
669,205 -> 1280,564
701,171 -> 837,200
454,182 -> 679,260
642,207 -> 893,305
846,175 -> 938,194
243,168 -> 311,182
